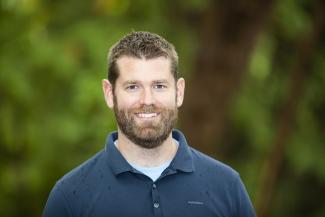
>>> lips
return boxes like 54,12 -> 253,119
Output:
135,112 -> 159,118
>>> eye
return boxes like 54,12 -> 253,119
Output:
126,85 -> 139,91
153,84 -> 167,89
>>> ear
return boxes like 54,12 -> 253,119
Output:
176,78 -> 185,108
102,79 -> 114,109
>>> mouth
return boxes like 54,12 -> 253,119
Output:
135,112 -> 160,119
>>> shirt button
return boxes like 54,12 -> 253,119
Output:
154,202 -> 159,208
153,184 -> 157,189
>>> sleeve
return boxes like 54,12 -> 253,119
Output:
232,175 -> 257,217
42,183 -> 73,217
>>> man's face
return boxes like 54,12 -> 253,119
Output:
103,56 -> 185,149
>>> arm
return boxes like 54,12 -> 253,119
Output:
42,183 -> 74,217
232,175 -> 257,217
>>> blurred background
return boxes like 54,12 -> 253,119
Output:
0,0 -> 324,216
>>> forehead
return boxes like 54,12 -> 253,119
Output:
115,56 -> 173,82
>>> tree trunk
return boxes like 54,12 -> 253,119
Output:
180,0 -> 274,155
255,2 -> 325,217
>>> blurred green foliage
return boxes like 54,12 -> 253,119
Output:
0,0 -> 324,217
229,0 -> 325,215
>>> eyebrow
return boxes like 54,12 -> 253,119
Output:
153,80 -> 169,83
123,80 -> 139,85
122,79 -> 169,85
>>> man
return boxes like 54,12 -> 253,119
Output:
43,31 -> 256,217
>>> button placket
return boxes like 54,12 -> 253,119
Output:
151,183 -> 162,217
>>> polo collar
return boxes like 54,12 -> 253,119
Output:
105,131 -> 134,175
105,129 -> 195,176
169,129 -> 195,173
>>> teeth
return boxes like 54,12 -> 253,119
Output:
137,113 -> 158,118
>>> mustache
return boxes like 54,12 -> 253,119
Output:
131,105 -> 162,113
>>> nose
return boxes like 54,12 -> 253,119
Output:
140,88 -> 155,105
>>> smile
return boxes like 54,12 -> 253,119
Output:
135,113 -> 159,118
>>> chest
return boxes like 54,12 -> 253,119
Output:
75,173 -> 232,217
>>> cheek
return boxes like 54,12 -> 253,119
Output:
156,94 -> 177,108
115,93 -> 141,109
115,91 -> 177,109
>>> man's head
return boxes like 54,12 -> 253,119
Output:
107,31 -> 179,92
103,31 -> 185,149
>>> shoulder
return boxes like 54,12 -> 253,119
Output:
173,129 -> 239,182
189,147 -> 239,182
54,149 -> 107,195
43,150 -> 107,217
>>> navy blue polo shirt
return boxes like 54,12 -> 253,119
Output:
42,130 -> 256,217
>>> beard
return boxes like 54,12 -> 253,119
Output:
113,97 -> 178,149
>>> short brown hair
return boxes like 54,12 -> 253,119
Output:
107,31 -> 179,90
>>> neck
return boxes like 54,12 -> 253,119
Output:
116,129 -> 177,167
